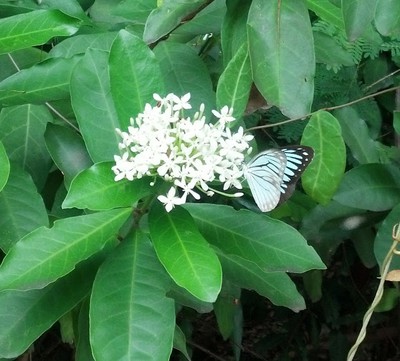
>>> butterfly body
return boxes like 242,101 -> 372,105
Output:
243,146 -> 314,212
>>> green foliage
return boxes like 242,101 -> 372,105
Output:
0,0 -> 400,360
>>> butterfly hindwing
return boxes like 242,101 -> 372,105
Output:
244,150 -> 287,212
244,146 -> 314,212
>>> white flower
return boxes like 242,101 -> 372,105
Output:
175,179 -> 200,201
112,93 -> 254,211
212,105 -> 235,124
157,187 -> 184,212
171,93 -> 192,111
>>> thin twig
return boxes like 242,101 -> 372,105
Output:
247,86 -> 400,132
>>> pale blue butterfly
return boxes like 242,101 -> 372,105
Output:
243,146 -> 314,212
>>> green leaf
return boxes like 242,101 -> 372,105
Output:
0,256 -> 101,359
63,162 -> 154,210
0,165 -> 48,252
0,48 -> 45,82
0,141 -> 9,192
0,9 -> 81,55
301,111 -> 346,205
221,0 -> 250,65
173,326 -> 191,361
0,208 -> 131,291
0,1 -> 38,17
313,31 -> 355,68
44,123 -> 93,189
109,30 -> 164,129
213,282 -> 241,340
0,104 -> 53,189
167,284 -> 213,313
143,0 -> 205,44
90,232 -> 175,361
70,48 -> 120,162
0,56 -> 82,107
335,107 -> 379,164
247,0 -> 315,118
394,111 -> 400,135
342,0 -> 377,40
216,250 -> 306,312
374,0 -> 400,37
216,42 -> 252,120
149,203 -> 222,302
171,0 -> 226,42
375,204 -> 400,270
75,299 -> 95,361
303,270 -> 323,303
89,0 -> 156,26
153,42 -> 215,116
333,164 -> 400,211
37,0 -> 89,21
184,204 -> 325,273
375,288 -> 400,312
306,0 -> 344,29
49,32 -> 118,58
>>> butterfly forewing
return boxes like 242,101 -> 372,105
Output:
244,150 -> 286,212
278,146 -> 314,204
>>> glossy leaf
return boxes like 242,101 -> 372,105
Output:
0,1 -> 38,17
0,104 -> 53,189
247,0 -> 315,118
334,164 -> 400,211
0,256 -> 101,359
75,299 -> 95,361
149,203 -> 222,302
213,282 -> 241,340
301,111 -> 346,205
0,9 -> 81,55
394,111 -> 400,135
184,204 -> 325,273
90,232 -> 175,361
70,48 -> 120,162
63,162 -> 154,210
0,141 -> 9,192
173,326 -> 191,360
374,0 -> 400,37
306,0 -> 344,29
216,250 -> 306,312
143,0 -> 204,44
37,0 -> 89,21
44,123 -> 93,188
171,0 -> 226,42
314,32 -> 354,68
374,204 -> 400,271
0,165 -> 48,252
89,0 -> 155,28
167,284 -> 213,314
0,56 -> 82,107
0,208 -> 131,291
153,42 -> 215,116
49,32 -> 118,58
342,0 -> 377,40
335,107 -> 379,164
221,0 -> 250,64
216,42 -> 252,120
109,30 -> 164,129
0,48 -> 45,82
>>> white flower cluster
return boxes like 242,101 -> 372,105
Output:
112,93 -> 253,211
